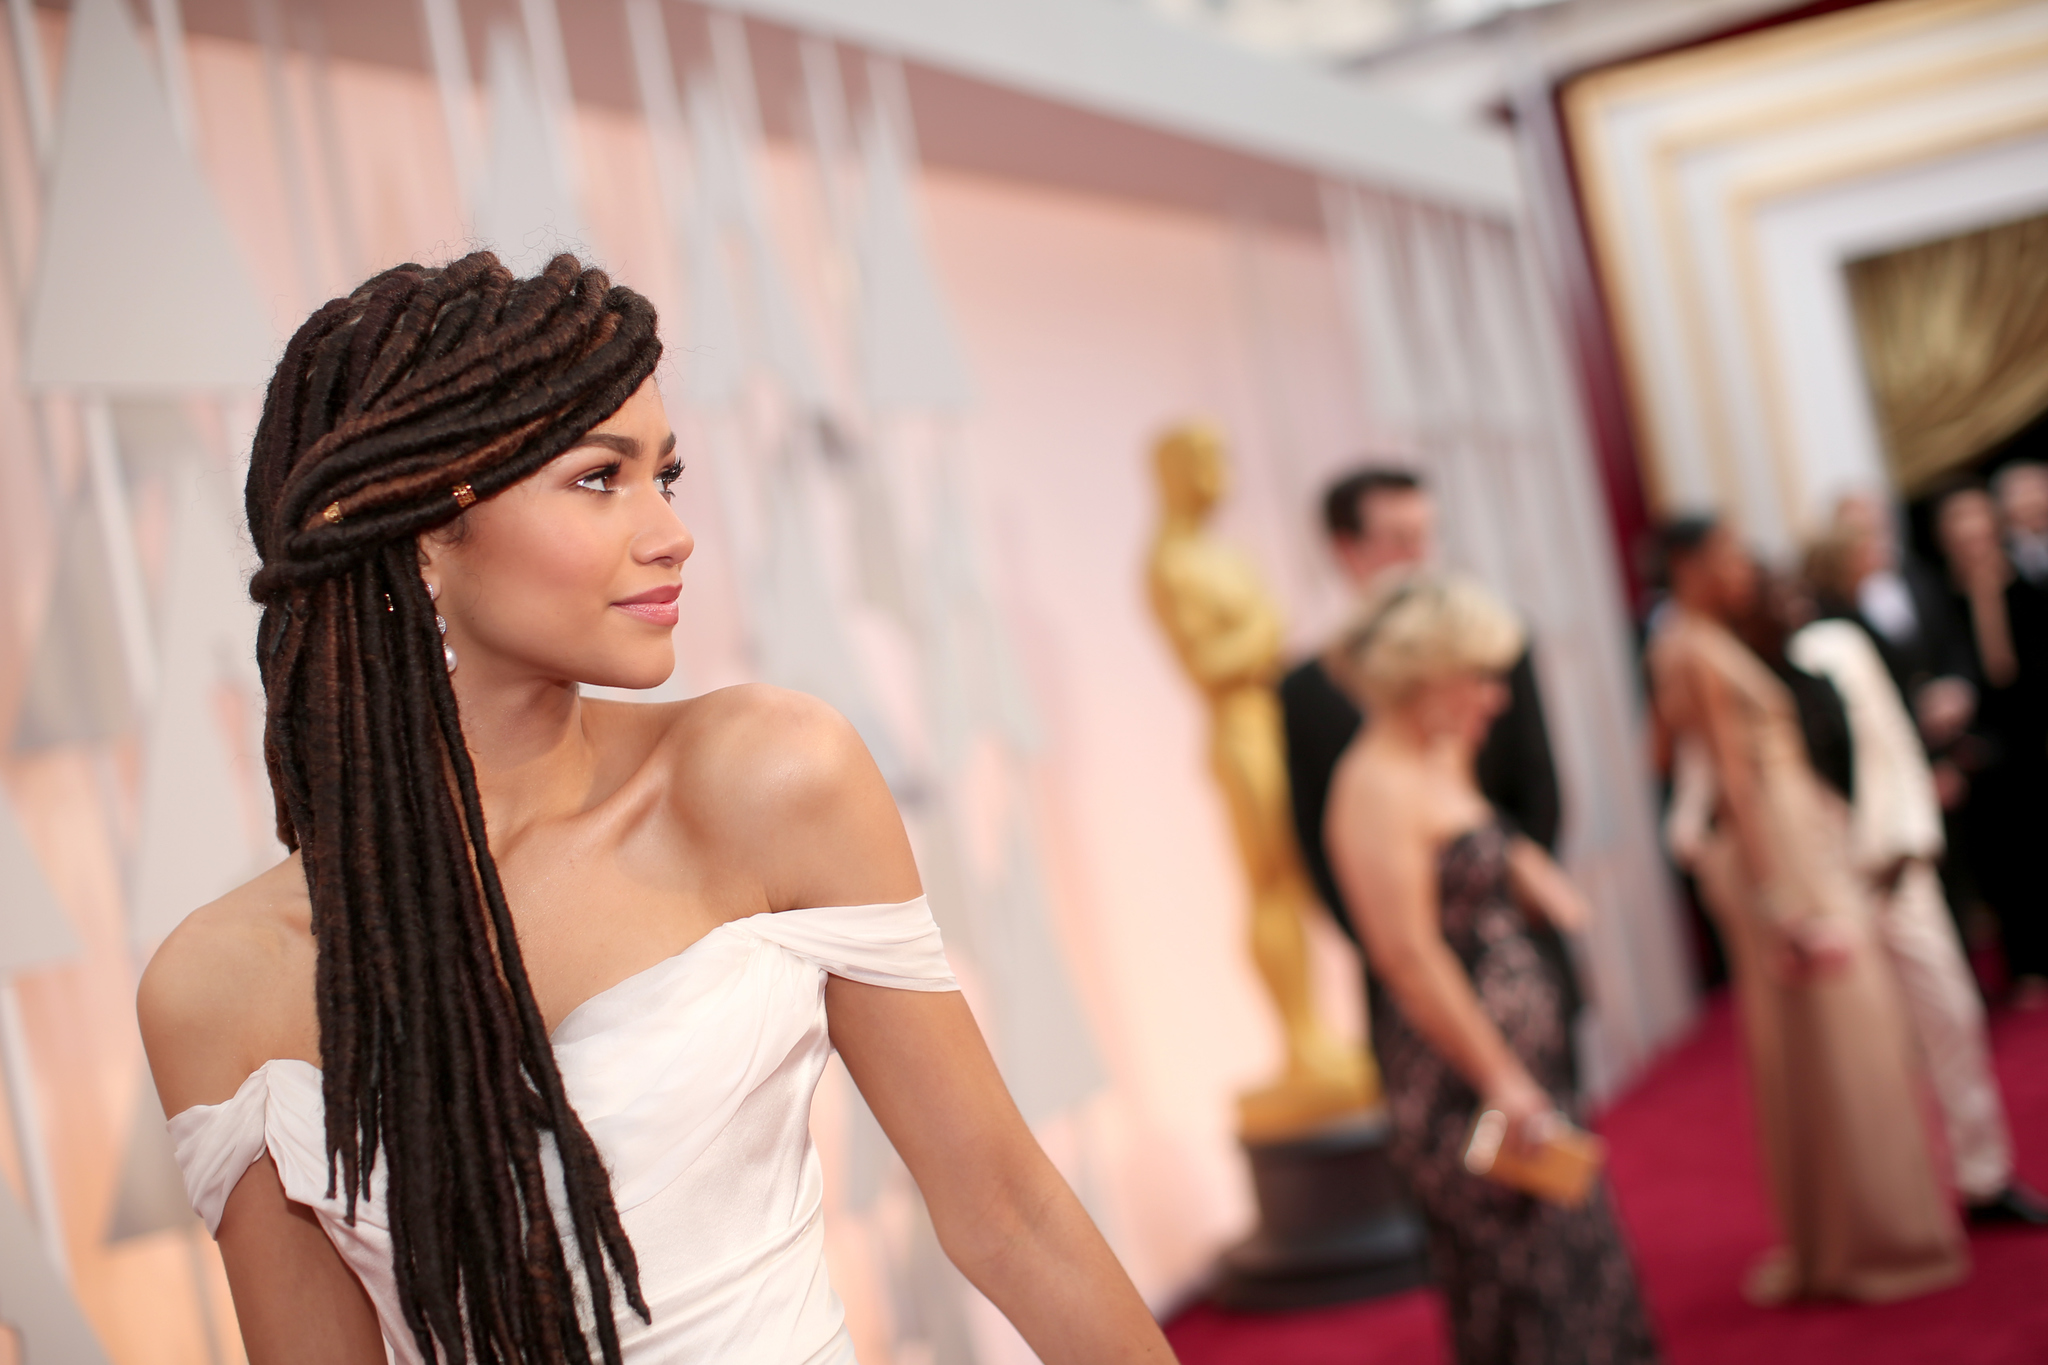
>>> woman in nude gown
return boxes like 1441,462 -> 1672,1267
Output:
1649,518 -> 1967,1305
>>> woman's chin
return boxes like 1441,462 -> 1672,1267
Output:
573,652 -> 677,693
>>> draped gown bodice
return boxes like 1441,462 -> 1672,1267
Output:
168,897 -> 957,1363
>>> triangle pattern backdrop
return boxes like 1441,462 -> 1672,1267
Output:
475,18 -> 592,273
104,1072 -> 196,1243
23,0 -> 272,390
691,12 -> 827,409
0,787 -> 78,979
855,59 -> 971,414
130,462 -> 270,950
10,489 -> 133,750
0,1175 -> 112,1365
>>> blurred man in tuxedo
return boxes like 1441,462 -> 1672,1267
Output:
1833,491 -> 1976,751
1935,485 -> 2048,1011
1995,462 -> 2048,587
1280,467 -> 1579,1083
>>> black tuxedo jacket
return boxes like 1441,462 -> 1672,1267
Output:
1855,559 -> 1974,702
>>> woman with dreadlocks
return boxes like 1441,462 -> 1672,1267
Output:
138,254 -> 1174,1365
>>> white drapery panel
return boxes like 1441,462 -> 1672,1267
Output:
1323,185 -> 1696,1099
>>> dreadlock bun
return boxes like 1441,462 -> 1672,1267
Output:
249,252 -> 657,597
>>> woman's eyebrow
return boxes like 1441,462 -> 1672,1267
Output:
572,431 -> 677,459
574,432 -> 637,458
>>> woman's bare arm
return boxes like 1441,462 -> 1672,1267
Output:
1326,760 -> 1549,1126
1683,654 -> 1785,914
215,1158 -> 387,1364
732,692 -> 1169,1361
829,983 -> 1173,1363
138,886 -> 385,1365
1503,837 -> 1590,935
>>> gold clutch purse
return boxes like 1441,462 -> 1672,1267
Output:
1462,1107 -> 1606,1208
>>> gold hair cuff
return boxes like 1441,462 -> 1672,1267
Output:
322,502 -> 343,524
451,483 -> 477,509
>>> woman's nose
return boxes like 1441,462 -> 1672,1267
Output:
635,495 -> 695,567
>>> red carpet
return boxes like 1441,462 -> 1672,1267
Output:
1166,996 -> 2048,1364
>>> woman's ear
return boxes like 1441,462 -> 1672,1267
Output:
416,512 -> 469,573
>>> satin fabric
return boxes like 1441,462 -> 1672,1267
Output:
170,897 -> 957,1363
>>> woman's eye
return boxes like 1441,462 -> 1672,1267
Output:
657,462 -> 683,502
575,465 -> 621,494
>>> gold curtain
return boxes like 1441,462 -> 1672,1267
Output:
1847,213 -> 2048,494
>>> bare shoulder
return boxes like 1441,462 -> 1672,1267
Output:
138,854 -> 319,1118
631,685 -> 867,819
1324,744 -> 1439,905
668,681 -> 859,764
1646,625 -> 1713,721
1645,618 -> 1706,685
1327,742 -> 1423,836
643,685 -> 918,909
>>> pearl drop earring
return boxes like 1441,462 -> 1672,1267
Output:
427,581 -> 456,674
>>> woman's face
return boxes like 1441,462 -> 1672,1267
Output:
1938,491 -> 2003,575
1770,573 -> 1817,632
422,377 -> 694,692
1847,529 -> 1885,587
1412,670 -> 1510,748
1706,531 -> 1760,617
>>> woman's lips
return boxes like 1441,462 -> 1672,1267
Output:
612,584 -> 681,627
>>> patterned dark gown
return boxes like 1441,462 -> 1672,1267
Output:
1370,819 -> 1661,1365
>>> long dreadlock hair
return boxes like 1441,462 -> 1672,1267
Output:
246,252 -> 660,1364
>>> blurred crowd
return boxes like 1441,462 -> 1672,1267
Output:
1651,467 -> 2048,1018
1627,469 -> 2048,1316
1269,462 -> 2048,1365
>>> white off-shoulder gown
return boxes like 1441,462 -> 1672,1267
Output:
169,897 -> 957,1364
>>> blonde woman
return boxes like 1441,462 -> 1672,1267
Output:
1325,575 -> 1659,1365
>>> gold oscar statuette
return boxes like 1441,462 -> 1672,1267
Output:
1145,422 -> 1380,1141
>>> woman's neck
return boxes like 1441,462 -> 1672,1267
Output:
1367,703 -> 1478,772
450,668 -> 596,839
1672,585 -> 1727,624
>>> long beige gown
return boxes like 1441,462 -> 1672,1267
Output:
1651,609 -> 1967,1304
